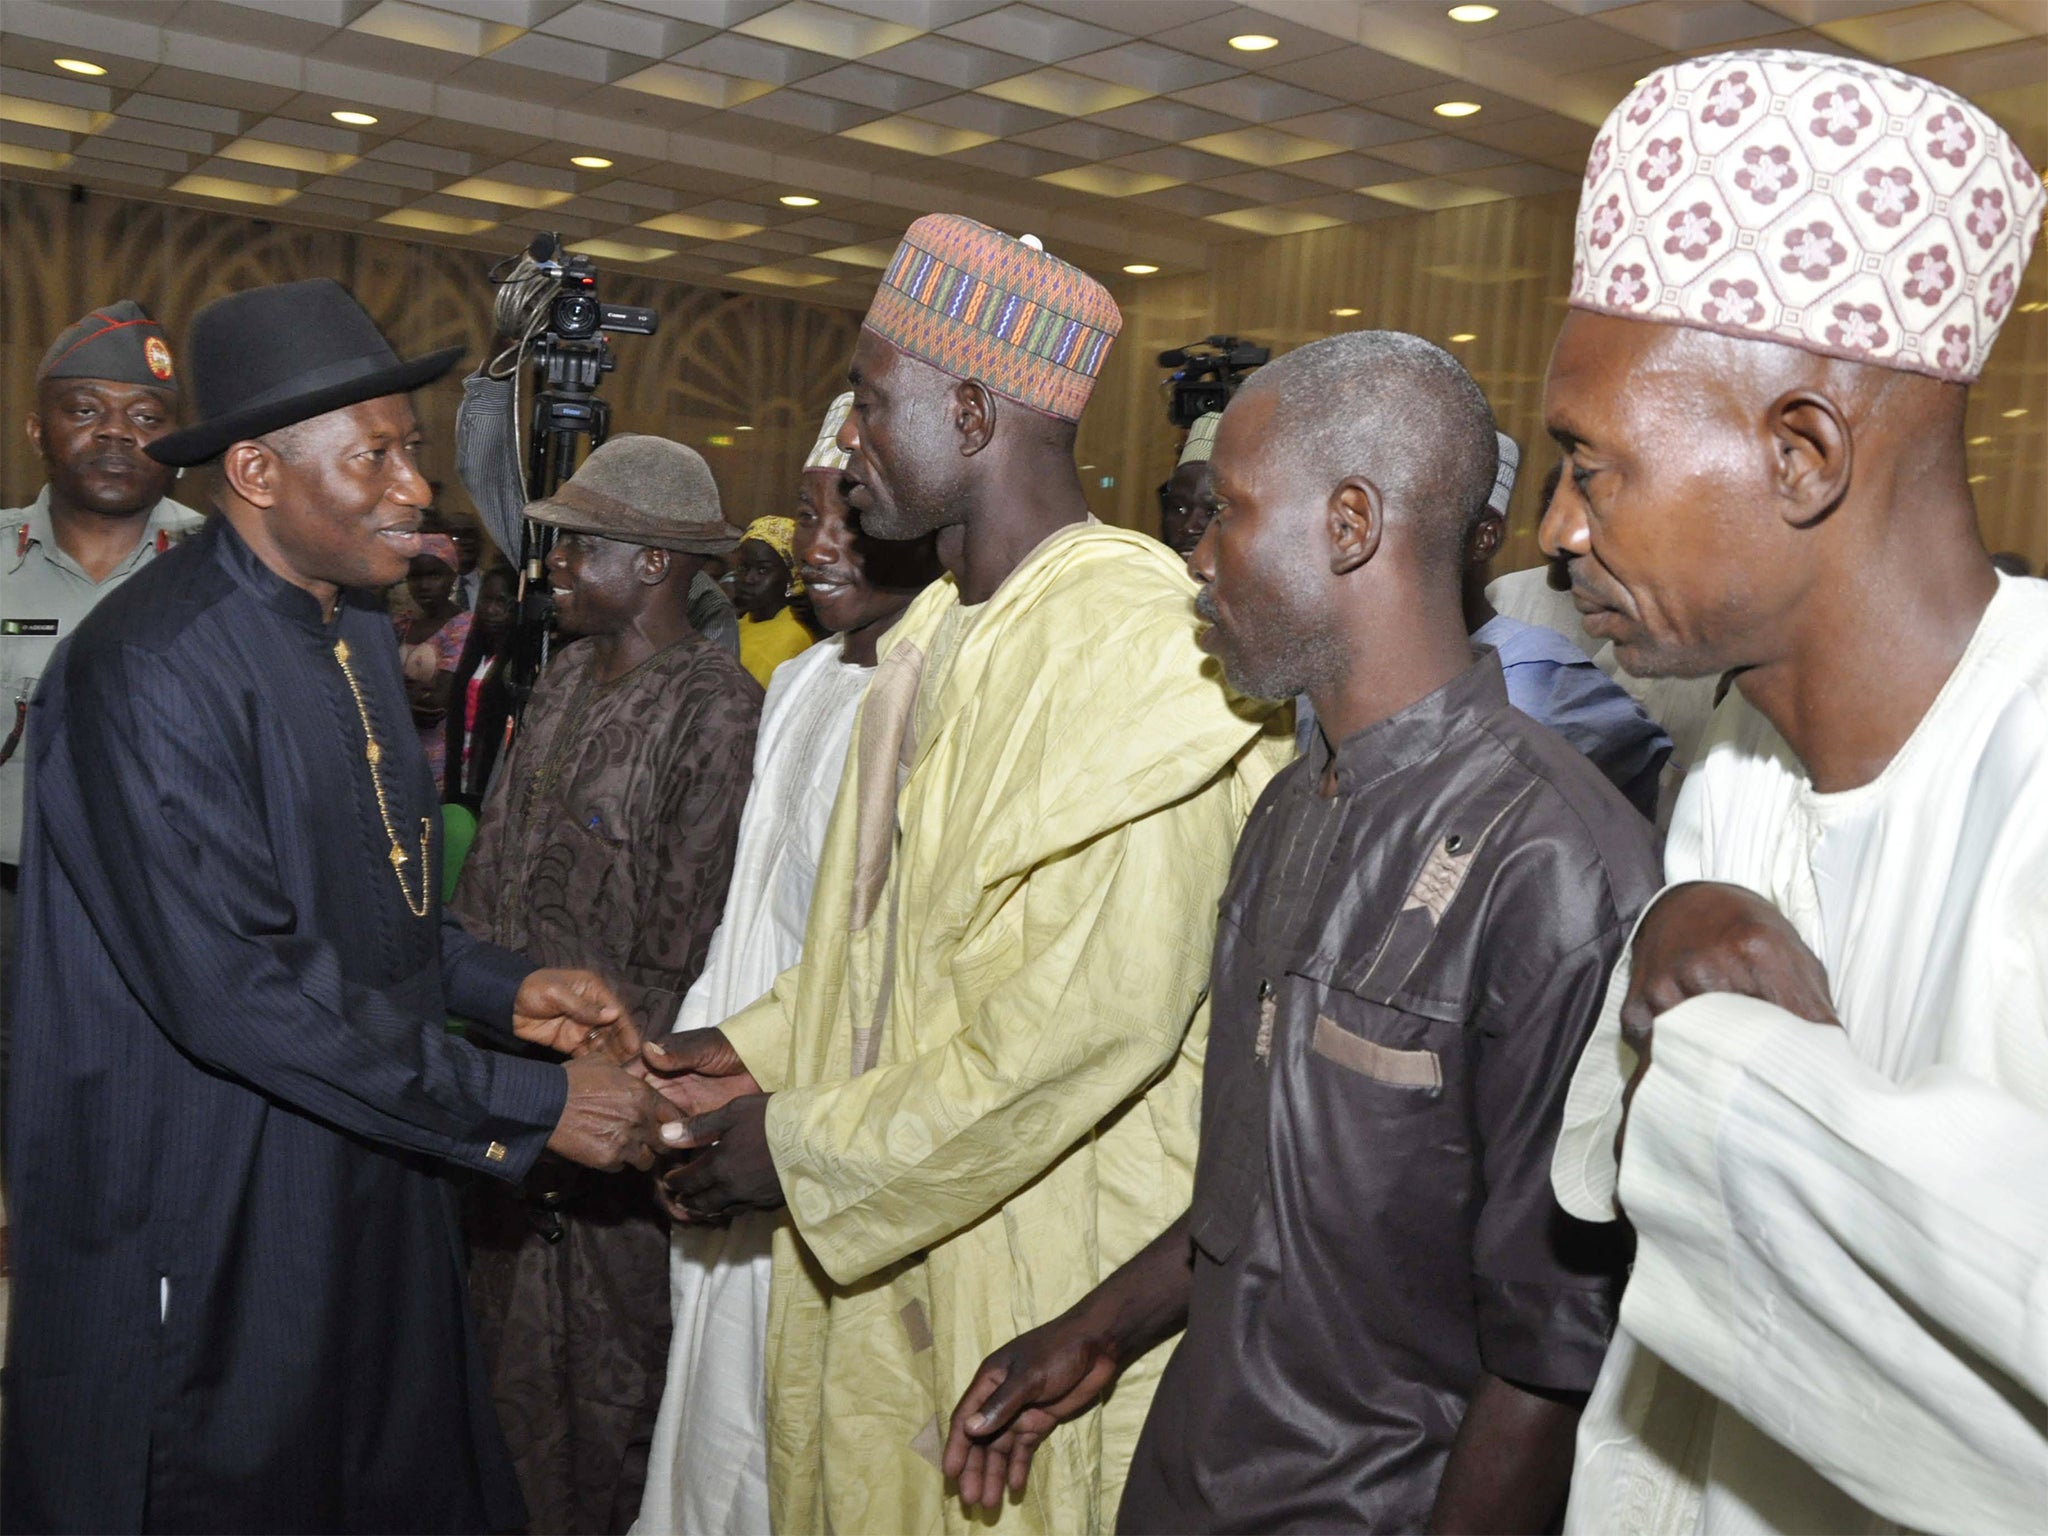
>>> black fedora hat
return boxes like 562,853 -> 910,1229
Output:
148,278 -> 463,467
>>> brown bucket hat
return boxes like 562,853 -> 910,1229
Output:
525,434 -> 746,554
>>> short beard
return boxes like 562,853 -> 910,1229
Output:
1196,586 -> 1330,702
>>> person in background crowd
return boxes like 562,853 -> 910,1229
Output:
1465,434 -> 1671,818
0,301 -> 201,1054
395,533 -> 471,794
454,433 -> 759,1535
1487,460 -> 1718,828
947,332 -> 1653,1534
637,393 -> 944,1536
449,517 -> 484,610
1158,411 -> 1220,561
1540,51 -> 2048,1534
445,564 -> 518,812
1988,549 -> 2031,577
641,215 -> 1290,1535
731,514 -> 814,686
2,277 -> 679,1535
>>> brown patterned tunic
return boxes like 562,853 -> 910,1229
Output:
452,632 -> 759,1535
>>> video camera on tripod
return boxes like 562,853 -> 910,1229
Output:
1158,335 -> 1270,427
482,232 -> 658,697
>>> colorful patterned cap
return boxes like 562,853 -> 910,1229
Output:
1177,411 -> 1222,467
864,214 -> 1122,421
744,514 -> 802,594
805,393 -> 853,474
1572,49 -> 2042,383
1488,432 -> 1519,518
38,299 -> 178,393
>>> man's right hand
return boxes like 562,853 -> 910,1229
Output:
943,1315 -> 1121,1510
639,1026 -> 760,1118
547,1058 -> 685,1172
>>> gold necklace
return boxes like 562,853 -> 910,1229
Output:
332,638 -> 432,919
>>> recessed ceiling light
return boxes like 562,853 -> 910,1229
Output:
1449,332 -> 1476,342
1968,474 -> 1990,484
54,58 -> 106,76
571,155 -> 613,169
1434,101 -> 1482,118
1122,263 -> 1159,275
779,193 -> 820,207
1330,306 -> 1361,317
1969,435 -> 1993,445
734,424 -> 753,432
1447,4 -> 1498,21
2002,407 -> 2029,418
1228,33 -> 1280,51
331,110 -> 378,126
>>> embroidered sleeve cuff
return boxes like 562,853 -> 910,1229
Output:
457,1054 -> 566,1182
719,986 -> 793,1094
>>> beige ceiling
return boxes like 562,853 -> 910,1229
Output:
2,0 -> 2042,309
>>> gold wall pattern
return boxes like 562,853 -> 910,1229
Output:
0,179 -> 863,530
1085,190 -> 2048,573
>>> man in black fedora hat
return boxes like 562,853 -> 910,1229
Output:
2,277 -> 687,1535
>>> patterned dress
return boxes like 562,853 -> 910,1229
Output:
395,609 -> 472,793
451,633 -> 760,1534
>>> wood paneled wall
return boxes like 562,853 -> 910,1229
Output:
0,179 -> 862,532
1083,190 -> 2048,572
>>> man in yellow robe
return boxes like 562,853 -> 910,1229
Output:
646,214 -> 1289,1534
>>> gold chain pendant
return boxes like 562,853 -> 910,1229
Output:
333,639 -> 432,919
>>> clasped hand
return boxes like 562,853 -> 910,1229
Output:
511,967 -> 685,1173
1617,880 -> 1839,1163
638,1027 -> 785,1223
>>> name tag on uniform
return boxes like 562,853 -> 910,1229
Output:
2,620 -> 58,637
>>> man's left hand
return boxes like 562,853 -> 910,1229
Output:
656,1094 -> 785,1223
514,968 -> 643,1065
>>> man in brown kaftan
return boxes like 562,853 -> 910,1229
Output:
453,435 -> 760,1533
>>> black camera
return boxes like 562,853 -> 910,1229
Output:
531,240 -> 658,342
1158,336 -> 1270,427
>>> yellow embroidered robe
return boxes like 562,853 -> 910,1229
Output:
721,521 -> 1290,1535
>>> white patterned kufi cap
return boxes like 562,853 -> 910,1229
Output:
805,392 -> 854,473
1571,49 -> 2042,383
1177,411 -> 1222,467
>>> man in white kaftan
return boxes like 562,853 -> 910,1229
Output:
1538,47 -> 2048,1536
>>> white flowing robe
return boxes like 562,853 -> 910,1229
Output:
635,636 -> 874,1536
1552,574 -> 2048,1535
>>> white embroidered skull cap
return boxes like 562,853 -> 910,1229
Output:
1571,48 -> 2043,383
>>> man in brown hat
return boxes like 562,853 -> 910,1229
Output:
0,301 -> 201,1046
3,279 -> 684,1535
452,433 -> 761,1533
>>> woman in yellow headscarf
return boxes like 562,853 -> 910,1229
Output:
733,514 -> 816,686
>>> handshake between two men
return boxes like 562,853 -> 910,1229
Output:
515,965 -> 780,1215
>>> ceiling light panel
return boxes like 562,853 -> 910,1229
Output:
1037,164 -> 1182,197
978,67 -> 1152,117
379,207 -> 498,234
348,0 -> 522,57
639,211 -> 768,241
732,2 -> 923,61
615,63 -> 778,110
840,114 -> 995,156
439,176 -> 576,209
1184,126 -> 1343,167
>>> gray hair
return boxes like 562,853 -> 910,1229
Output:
1236,330 -> 1498,573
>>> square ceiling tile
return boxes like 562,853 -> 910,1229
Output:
1370,134 -> 1516,174
1362,177 -> 1507,211
1134,181 -> 1251,218
615,60 -> 778,107
909,90 -> 1057,136
1603,0 -> 1808,50
1183,124 -> 1342,166
349,0 -> 523,58
1278,190 -> 1409,224
839,112 -> 993,153
138,65 -> 296,115
815,239 -> 896,266
106,91 -> 247,137
731,2 -> 923,59
1031,0 -> 1238,29
860,35 -> 1033,88
799,61 -> 955,111
1284,150 -> 1414,188
642,209 -> 767,240
1198,166 -> 1328,202
1103,143 -> 1239,181
672,31 -> 837,85
1469,16 -> 1666,74
1062,41 -> 1239,93
978,66 -> 1152,115
1037,163 -> 1182,196
1084,95 -> 1239,140
940,4 -> 1127,63
1150,7 -> 1355,67
1265,106 -> 1434,150
1170,75 -> 1338,123
484,32 -> 633,85
536,2 -> 711,59
1012,119 -> 1157,159
946,138 -> 1077,177
1261,45 -> 1451,103
1204,204 -> 1344,235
